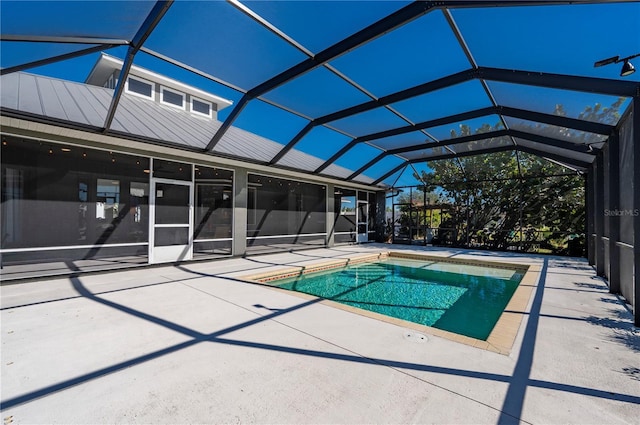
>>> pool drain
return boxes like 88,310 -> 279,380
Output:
404,331 -> 428,343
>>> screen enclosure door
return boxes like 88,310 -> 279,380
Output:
357,200 -> 368,243
149,179 -> 193,264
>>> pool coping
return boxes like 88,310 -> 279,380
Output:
238,251 -> 540,356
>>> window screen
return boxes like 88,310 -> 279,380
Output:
1,136 -> 150,251
247,174 -> 326,237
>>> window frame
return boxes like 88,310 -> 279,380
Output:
125,75 -> 155,101
104,75 -> 115,89
191,96 -> 213,119
160,85 -> 186,110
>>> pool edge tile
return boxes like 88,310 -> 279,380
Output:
235,250 -> 540,356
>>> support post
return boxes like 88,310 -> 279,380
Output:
377,191 -> 387,244
465,196 -> 470,248
632,98 -> 640,327
326,183 -> 335,248
595,153 -> 605,276
586,171 -> 595,264
233,168 -> 248,257
519,180 -> 524,252
391,191 -> 396,244
409,186 -> 413,245
608,131 -> 621,293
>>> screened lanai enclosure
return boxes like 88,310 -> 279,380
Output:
0,1 -> 639,324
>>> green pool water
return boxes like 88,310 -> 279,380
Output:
275,258 -> 524,340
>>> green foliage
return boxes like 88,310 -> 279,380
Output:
416,157 -> 585,253
400,98 -> 625,254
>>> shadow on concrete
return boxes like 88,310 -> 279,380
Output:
621,367 -> 640,382
585,310 -> 640,353
2,256 -> 640,421
542,285 -> 607,295
574,281 -> 610,290
497,258 -> 547,424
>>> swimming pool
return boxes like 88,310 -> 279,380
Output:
273,257 -> 525,340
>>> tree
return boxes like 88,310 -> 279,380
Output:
407,98 -> 624,254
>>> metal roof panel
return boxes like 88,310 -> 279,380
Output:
216,126 -> 283,163
16,73 -> 43,116
37,76 -> 69,120
64,81 -> 107,127
49,79 -> 91,125
276,149 -> 324,172
0,73 -> 20,110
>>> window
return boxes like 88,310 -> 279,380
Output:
125,76 -> 154,100
130,182 -> 148,224
193,166 -> 234,257
104,75 -> 114,89
152,159 -> 192,181
160,86 -> 185,109
191,97 -> 212,118
334,188 -> 357,243
194,166 -> 234,241
247,174 -> 326,237
96,179 -> 120,219
247,187 -> 257,226
1,137 -> 150,251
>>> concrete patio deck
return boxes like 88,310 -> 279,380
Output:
1,245 -> 639,424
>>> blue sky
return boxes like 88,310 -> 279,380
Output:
1,1 -> 639,187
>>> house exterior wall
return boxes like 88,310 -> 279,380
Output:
0,120 -> 384,280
